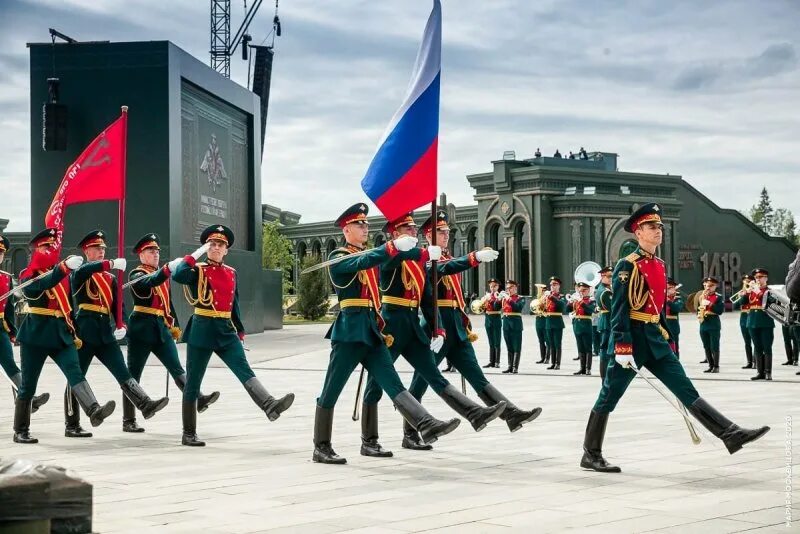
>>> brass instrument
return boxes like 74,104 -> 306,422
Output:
529,283 -> 547,314
470,297 -> 486,315
696,288 -> 712,321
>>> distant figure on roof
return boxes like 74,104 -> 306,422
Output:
534,148 -> 542,158
554,149 -> 562,158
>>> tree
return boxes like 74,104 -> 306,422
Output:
749,187 -> 774,234
262,221 -> 294,294
784,216 -> 798,245
296,255 -> 329,320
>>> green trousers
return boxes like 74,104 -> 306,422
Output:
546,328 -> 563,350
184,342 -> 255,401
749,327 -> 774,356
362,335 -> 449,405
536,323 -> 548,346
408,336 -> 489,401
0,331 -> 20,378
502,325 -> 522,352
592,326 -> 601,355
18,343 -> 85,400
699,329 -> 721,352
485,316 -> 502,349
317,341 -> 407,409
574,331 -> 593,354
78,341 -> 133,384
593,330 -> 699,413
126,338 -> 186,383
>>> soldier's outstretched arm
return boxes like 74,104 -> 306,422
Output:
130,265 -> 171,289
232,280 -> 245,336
21,262 -> 71,296
437,252 -> 479,275
171,256 -> 200,285
71,260 -> 110,289
329,243 -> 402,276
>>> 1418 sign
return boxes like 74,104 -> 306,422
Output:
699,252 -> 742,286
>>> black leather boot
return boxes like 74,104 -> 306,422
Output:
742,343 -> 753,369
536,342 -> 546,364
482,348 -> 494,369
121,379 -> 169,420
712,352 -> 720,373
573,353 -> 586,375
64,386 -> 92,437
181,400 -> 205,446
699,347 -> 710,364
122,395 -> 144,433
71,381 -> 116,427
494,347 -> 502,368
13,398 -> 38,444
360,402 -> 392,457
478,383 -> 541,432
393,391 -> 460,445
687,398 -> 770,454
585,353 -> 593,375
244,377 -> 295,421
174,373 -> 220,413
703,350 -> 715,373
439,384 -> 505,431
401,418 -> 432,450
313,405 -> 346,464
555,348 -> 562,370
751,351 -> 765,380
546,347 -> 556,370
579,410 -> 621,472
502,350 -> 514,373
10,373 -> 49,413
764,353 -> 772,381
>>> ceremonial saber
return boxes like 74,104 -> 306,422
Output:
352,366 -> 365,421
301,248 -> 375,275
461,374 -> 467,395
629,364 -> 701,445
0,270 -> 51,302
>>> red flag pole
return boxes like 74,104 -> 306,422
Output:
116,106 -> 128,328
430,200 -> 438,335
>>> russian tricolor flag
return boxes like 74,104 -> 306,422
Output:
361,0 -> 441,221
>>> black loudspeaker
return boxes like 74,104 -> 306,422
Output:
42,102 -> 68,151
251,45 -> 274,158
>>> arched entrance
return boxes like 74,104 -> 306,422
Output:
512,219 -> 531,295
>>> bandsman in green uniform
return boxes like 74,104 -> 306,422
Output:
313,204 -> 460,464
0,234 -> 50,412
359,213 -> 505,457
594,266 -> 614,380
730,274 -> 754,369
580,203 -> 769,473
747,268 -> 775,381
697,276 -> 724,373
123,233 -> 219,433
172,224 -> 294,446
404,211 -> 541,447
482,278 -> 503,369
664,278 -> 683,360
501,280 -> 524,374
533,284 -> 549,365
13,228 -> 116,444
570,282 -> 596,375
543,277 -> 567,370
69,230 -> 169,438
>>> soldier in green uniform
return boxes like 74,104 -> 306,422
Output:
594,266 -> 613,380
69,230 -> 169,438
580,204 -> 769,473
747,268 -> 775,381
570,282 -> 596,375
123,233 -> 219,433
501,280 -> 524,374
533,285 -> 549,365
313,204 -> 460,464
359,213 -> 505,458
697,277 -> 725,373
482,278 -> 503,368
403,211 -> 541,448
13,228 -> 116,444
664,278 -> 683,360
172,224 -> 294,446
0,235 -> 50,412
543,277 -> 567,370
730,275 -> 755,369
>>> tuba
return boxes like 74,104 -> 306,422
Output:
470,298 -> 485,315
574,261 -> 603,289
530,283 -> 547,314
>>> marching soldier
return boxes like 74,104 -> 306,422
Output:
0,234 -> 50,412
697,277 -> 724,373
313,204 -> 460,464
359,213 -> 505,458
69,230 -> 169,437
404,210 -> 541,448
730,274 -> 754,368
665,278 -> 683,360
580,203 -> 769,473
501,280 -> 524,374
123,233 -> 219,433
544,276 -> 567,370
748,268 -> 775,381
13,229 -> 116,443
571,282 -> 596,375
172,224 -> 294,446
595,266 -> 614,380
482,278 -> 503,368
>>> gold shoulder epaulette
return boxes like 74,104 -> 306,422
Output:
624,252 -> 641,262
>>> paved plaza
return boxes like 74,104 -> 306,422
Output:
1,315 -> 797,533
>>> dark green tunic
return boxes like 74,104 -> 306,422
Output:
501,296 -> 524,352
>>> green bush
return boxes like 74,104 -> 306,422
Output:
296,255 -> 330,320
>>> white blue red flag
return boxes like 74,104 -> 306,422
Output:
361,0 -> 441,221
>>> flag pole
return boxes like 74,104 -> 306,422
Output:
430,200 -> 438,335
116,106 -> 128,329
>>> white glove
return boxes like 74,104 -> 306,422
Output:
427,245 -> 442,261
191,242 -> 211,260
167,257 -> 183,272
113,327 -> 127,341
475,249 -> 499,263
701,299 -> 711,307
393,235 -> 418,252
64,255 -> 84,270
498,291 -> 509,299
615,354 -> 637,369
543,290 -> 552,298
430,336 -> 444,353
110,258 -> 127,271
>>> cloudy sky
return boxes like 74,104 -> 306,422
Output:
0,0 -> 798,231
